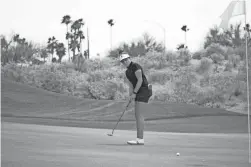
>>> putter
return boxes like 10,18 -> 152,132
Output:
107,99 -> 132,136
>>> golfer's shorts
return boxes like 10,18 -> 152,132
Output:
135,86 -> 152,103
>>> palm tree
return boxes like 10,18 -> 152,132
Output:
47,36 -> 58,62
108,19 -> 115,50
76,30 -> 85,53
244,24 -> 251,46
19,38 -> 27,62
177,43 -> 186,50
87,27 -> 90,59
69,18 -> 85,61
181,25 -> 189,48
56,42 -> 66,63
1,36 -> 12,65
61,15 -> 72,62
41,48 -> 48,63
13,34 -> 20,62
13,34 -> 19,44
66,32 -> 73,58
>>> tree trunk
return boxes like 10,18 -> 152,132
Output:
67,25 -> 71,62
59,56 -> 62,63
51,50 -> 54,62
87,27 -> 90,59
13,42 -> 17,62
110,26 -> 112,51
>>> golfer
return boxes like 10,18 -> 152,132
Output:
119,52 -> 152,145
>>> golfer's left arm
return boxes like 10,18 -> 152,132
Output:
134,69 -> 143,94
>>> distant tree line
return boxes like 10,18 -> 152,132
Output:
1,18 -> 250,66
204,23 -> 250,48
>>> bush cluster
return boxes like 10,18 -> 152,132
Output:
2,47 -> 249,112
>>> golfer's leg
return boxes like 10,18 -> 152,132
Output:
135,101 -> 145,139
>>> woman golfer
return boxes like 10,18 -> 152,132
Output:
119,52 -> 152,145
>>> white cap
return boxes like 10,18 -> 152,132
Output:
119,53 -> 130,61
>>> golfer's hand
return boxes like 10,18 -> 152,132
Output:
130,93 -> 136,100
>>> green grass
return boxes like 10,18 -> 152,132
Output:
1,78 -> 249,133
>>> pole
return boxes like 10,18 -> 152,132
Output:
87,27 -> 90,59
244,0 -> 251,163
0,36 -> 2,62
185,31 -> 187,47
80,38 -> 83,54
110,26 -> 112,51
67,26 -> 71,62
164,28 -> 166,56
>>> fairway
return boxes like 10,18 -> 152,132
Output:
2,122 -> 250,167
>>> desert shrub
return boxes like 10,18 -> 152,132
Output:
166,51 -> 178,62
194,86 -> 224,106
1,62 -> 24,82
57,62 -> 75,72
204,43 -> 227,58
200,73 -> 235,89
226,46 -> 251,60
144,51 -> 179,64
2,48 -> 248,111
145,51 -> 168,61
153,68 -> 198,104
147,69 -> 172,85
210,53 -> 224,64
225,47 -> 241,59
73,57 -> 119,73
131,51 -> 179,70
172,85 -> 196,103
82,59 -> 101,72
184,55 -> 191,64
30,64 -> 85,94
195,57 -> 212,74
224,62 -> 233,72
152,83 -> 175,102
146,68 -> 198,104
98,57 -> 120,69
88,78 -> 128,100
192,50 -> 205,60
172,71 -> 198,103
40,71 -> 66,93
227,54 -> 241,68
133,56 -> 167,70
87,68 -> 125,82
66,72 -> 89,96
178,57 -> 190,66
2,63 -> 90,95
87,70 -> 115,82
132,51 -> 178,70
176,49 -> 191,66
228,81 -> 245,100
199,73 -> 236,104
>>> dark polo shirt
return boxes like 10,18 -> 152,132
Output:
125,62 -> 148,89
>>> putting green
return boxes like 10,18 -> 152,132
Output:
2,122 -> 250,167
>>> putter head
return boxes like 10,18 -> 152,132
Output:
107,133 -> 113,136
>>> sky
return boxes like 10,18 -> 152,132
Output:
0,0 -> 250,61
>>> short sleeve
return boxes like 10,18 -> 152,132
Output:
132,63 -> 142,72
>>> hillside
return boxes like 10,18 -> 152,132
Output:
2,78 -> 249,133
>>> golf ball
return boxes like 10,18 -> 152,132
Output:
176,153 -> 180,156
